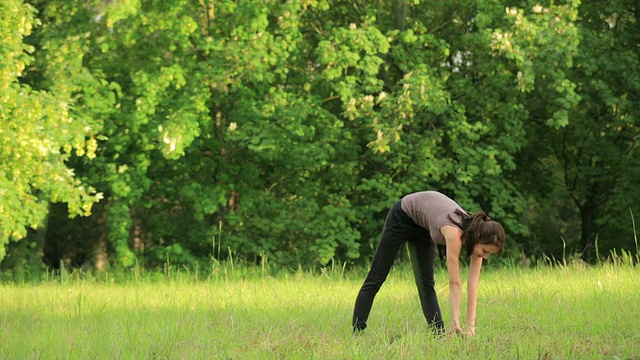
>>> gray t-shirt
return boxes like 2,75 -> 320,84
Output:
400,191 -> 465,245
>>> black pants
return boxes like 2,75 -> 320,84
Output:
352,201 -> 445,333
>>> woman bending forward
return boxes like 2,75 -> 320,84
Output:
352,191 -> 505,336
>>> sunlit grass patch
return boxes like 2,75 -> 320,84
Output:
0,263 -> 638,359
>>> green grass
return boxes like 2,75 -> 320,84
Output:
0,262 -> 638,359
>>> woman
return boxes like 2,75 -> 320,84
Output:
352,190 -> 505,336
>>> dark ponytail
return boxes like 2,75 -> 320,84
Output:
448,209 -> 505,256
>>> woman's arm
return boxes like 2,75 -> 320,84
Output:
466,254 -> 483,335
442,225 -> 463,332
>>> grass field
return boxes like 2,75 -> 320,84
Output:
0,261 -> 638,359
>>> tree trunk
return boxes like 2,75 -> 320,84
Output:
578,190 -> 598,262
394,0 -> 408,31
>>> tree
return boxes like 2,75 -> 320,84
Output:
513,0 -> 640,260
0,0 -> 103,272
6,0 -> 636,272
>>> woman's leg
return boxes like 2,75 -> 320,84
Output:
352,202 -> 409,331
407,239 -> 445,334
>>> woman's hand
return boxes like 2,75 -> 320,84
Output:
447,325 -> 475,338
447,324 -> 463,337
466,326 -> 476,337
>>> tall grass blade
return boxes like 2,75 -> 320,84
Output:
560,236 -> 567,268
630,207 -> 638,262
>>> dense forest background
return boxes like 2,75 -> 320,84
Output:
1,0 -> 638,278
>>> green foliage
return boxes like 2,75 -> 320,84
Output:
512,0 -> 640,259
1,0 -> 638,271
0,0 -> 103,262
